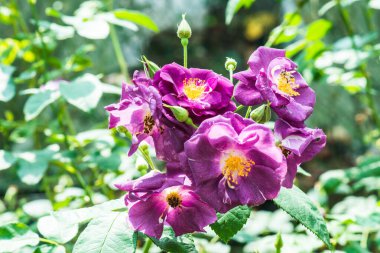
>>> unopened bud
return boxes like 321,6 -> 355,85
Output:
165,105 -> 189,122
250,104 -> 271,123
225,57 -> 237,71
177,14 -> 192,39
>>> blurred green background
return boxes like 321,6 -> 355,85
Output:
0,0 -> 380,252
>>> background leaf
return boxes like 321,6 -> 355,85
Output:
60,74 -> 102,112
273,186 -> 333,250
24,90 -> 60,121
0,150 -> 16,171
0,64 -> 15,102
113,10 -> 159,32
225,0 -> 256,25
73,212 -> 137,253
210,205 -> 251,243
0,223 -> 39,253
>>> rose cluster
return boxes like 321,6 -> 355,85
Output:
105,47 -> 326,238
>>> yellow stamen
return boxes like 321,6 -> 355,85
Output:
166,191 -> 182,208
277,70 -> 300,96
222,153 -> 255,188
183,78 -> 206,100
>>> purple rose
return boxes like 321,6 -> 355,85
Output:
184,112 -> 286,213
105,77 -> 163,156
274,119 -> 326,188
234,46 -> 315,124
153,63 -> 236,124
116,172 -> 217,238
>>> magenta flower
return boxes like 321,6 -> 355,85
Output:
105,76 -> 162,156
116,172 -> 217,238
153,63 -> 236,124
184,112 -> 286,213
274,119 -> 326,188
234,46 -> 315,124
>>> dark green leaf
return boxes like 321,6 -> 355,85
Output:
150,228 -> 197,253
273,186 -> 333,250
210,205 -> 251,243
113,10 -> 159,32
73,212 -> 137,253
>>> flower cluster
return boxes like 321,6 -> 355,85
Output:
105,47 -> 326,239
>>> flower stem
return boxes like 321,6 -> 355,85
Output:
39,237 -> 60,246
337,1 -> 380,132
229,69 -> 233,83
138,146 -> 159,172
142,238 -> 153,253
181,38 -> 189,68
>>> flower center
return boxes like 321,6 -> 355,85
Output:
143,113 -> 155,134
222,153 -> 255,188
166,191 -> 182,208
277,70 -> 300,96
183,78 -> 206,100
278,144 -> 291,158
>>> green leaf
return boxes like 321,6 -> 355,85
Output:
37,215 -> 78,244
24,90 -> 60,121
306,19 -> 332,41
0,64 -> 15,102
73,212 -> 137,253
273,186 -> 333,250
60,73 -> 102,112
17,147 -> 56,185
113,9 -> 159,32
210,205 -> 251,243
0,150 -> 16,171
0,223 -> 39,253
150,228 -> 197,253
225,0 -> 256,25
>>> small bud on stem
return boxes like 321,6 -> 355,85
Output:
177,14 -> 191,68
225,57 -> 237,83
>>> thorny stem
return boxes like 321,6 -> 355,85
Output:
337,1 -> 380,132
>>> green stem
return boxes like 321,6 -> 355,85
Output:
337,1 -> 380,132
229,69 -> 233,83
181,38 -> 188,68
245,106 -> 252,118
75,170 -> 95,205
110,25 -> 130,81
39,237 -> 60,246
142,238 -> 153,253
235,105 -> 244,112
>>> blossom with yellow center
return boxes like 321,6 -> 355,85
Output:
277,70 -> 300,96
221,153 -> 255,188
183,78 -> 206,100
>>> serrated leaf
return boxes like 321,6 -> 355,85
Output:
225,0 -> 256,25
210,205 -> 251,243
113,9 -> 159,32
0,150 -> 16,171
273,186 -> 333,250
24,90 -> 60,121
150,228 -> 197,253
60,73 -> 102,112
0,64 -> 15,102
73,212 -> 137,253
0,223 -> 39,253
